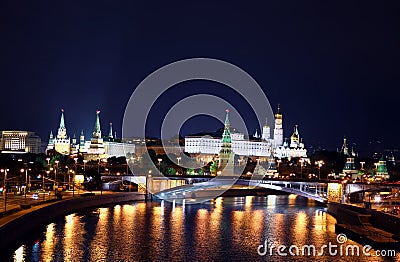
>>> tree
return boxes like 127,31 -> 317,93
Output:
165,167 -> 177,176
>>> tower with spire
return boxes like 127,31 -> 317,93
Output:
261,117 -> 271,141
53,109 -> 71,155
290,125 -> 300,148
273,104 -> 283,147
341,136 -> 349,156
79,130 -> 87,153
46,131 -> 54,153
218,109 -> 234,171
108,122 -> 114,139
87,110 -> 105,156
375,157 -> 389,180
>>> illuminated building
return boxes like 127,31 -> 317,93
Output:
86,110 -> 106,156
273,104 -> 283,146
184,105 -> 307,160
218,109 -> 234,169
375,157 -> 389,180
341,157 -> 359,179
52,109 -> 70,155
46,109 -> 135,159
0,131 -> 41,154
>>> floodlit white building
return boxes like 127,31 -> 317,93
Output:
185,105 -> 307,159
47,109 -> 135,159
0,131 -> 42,154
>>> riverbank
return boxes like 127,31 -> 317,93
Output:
0,192 -> 145,250
327,202 -> 400,249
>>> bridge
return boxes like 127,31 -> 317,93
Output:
101,174 -> 399,204
101,174 -> 346,203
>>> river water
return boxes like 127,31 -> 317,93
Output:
3,195 -> 399,261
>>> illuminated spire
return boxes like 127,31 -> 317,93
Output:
219,109 -> 233,169
341,136 -> 349,156
57,108 -> 67,139
93,110 -> 102,138
48,130 -> 54,145
80,130 -> 85,148
222,109 -> 231,144
108,122 -> 113,139
59,108 -> 65,129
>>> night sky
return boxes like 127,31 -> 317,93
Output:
1,1 -> 399,156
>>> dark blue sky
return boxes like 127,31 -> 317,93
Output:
0,1 -> 399,155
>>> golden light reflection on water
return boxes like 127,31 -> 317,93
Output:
272,213 -> 284,244
267,195 -> 277,207
90,208 -> 109,261
63,213 -> 86,260
149,200 -> 165,258
195,208 -> 210,256
13,245 -> 24,262
288,194 -> 298,205
170,202 -> 184,258
41,223 -> 56,261
294,212 -> 307,244
231,200 -> 264,253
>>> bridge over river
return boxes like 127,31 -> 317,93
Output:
101,174 -> 396,203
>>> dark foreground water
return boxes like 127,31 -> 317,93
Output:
2,195 -> 399,261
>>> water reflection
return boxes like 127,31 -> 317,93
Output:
4,195 -> 399,261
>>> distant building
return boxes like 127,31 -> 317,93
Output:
185,105 -> 307,160
46,109 -> 135,159
0,131 -> 41,154
341,157 -> 359,179
47,109 -> 71,155
375,157 -> 389,180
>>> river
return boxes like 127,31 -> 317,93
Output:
3,195 -> 399,261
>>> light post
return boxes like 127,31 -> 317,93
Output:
146,170 -> 152,201
315,160 -> 324,180
20,168 -> 28,201
54,160 -> 59,192
299,158 -> 304,180
73,157 -> 78,197
1,169 -> 8,212
83,159 -> 88,175
65,166 -> 68,187
277,159 -> 282,174
45,171 -> 49,200
157,158 -> 162,172
177,157 -> 181,166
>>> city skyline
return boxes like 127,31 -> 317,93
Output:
1,2 -> 399,155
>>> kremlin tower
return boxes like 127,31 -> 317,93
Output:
218,109 -> 234,172
52,109 -> 70,155
273,104 -> 283,147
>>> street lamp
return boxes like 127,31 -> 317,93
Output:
73,157 -> 78,197
277,159 -> 282,174
20,168 -> 29,201
315,160 -> 324,180
83,159 -> 88,175
299,158 -> 304,180
1,169 -> 9,211
146,170 -> 152,201
157,158 -> 162,172
45,170 -> 50,200
54,160 -> 59,192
